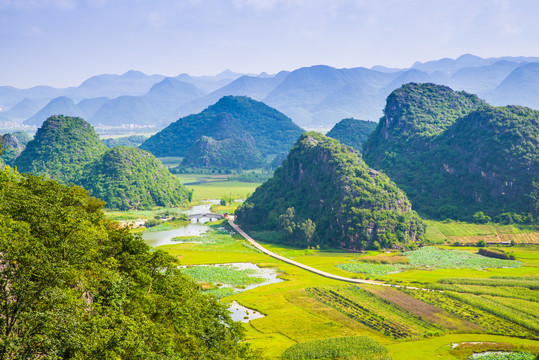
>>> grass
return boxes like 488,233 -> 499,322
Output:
336,262 -> 403,276
180,264 -> 266,286
443,292 -> 539,334
186,180 -> 260,200
281,336 -> 391,360
107,190 -> 539,359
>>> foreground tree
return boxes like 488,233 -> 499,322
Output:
0,168 -> 259,359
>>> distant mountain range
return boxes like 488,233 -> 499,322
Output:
2,54 -> 539,129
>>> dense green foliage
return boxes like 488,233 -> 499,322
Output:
140,96 -> 304,165
0,132 -> 32,166
78,146 -> 191,210
181,134 -> 266,170
326,118 -> 378,151
102,134 -> 148,148
14,115 -> 108,184
364,83 -> 539,221
0,169 -> 257,359
236,132 -> 424,250
281,336 -> 391,360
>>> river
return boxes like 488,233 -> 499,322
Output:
142,200 -> 220,248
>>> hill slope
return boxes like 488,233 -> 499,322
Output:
180,113 -> 265,169
326,118 -> 377,151
24,96 -> 86,126
236,132 -> 424,250
14,115 -> 107,183
78,146 -> 191,210
364,83 -> 539,221
140,96 -> 304,162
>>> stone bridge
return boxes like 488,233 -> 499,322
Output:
188,213 -> 225,223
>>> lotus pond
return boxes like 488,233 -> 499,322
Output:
336,246 -> 522,276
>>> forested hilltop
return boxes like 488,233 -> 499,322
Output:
0,168 -> 258,359
326,118 -> 377,151
13,116 -> 190,210
140,96 -> 304,169
14,115 -> 107,183
78,146 -> 191,210
236,132 -> 424,250
364,83 -> 539,222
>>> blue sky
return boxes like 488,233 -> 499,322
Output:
1,0 -> 538,88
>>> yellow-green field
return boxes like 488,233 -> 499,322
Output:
175,173 -> 261,200
147,219 -> 539,360
425,219 -> 539,244
105,177 -> 539,359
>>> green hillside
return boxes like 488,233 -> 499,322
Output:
364,83 -> 539,222
78,146 -> 191,210
180,112 -> 266,170
326,118 -> 377,151
140,96 -> 304,164
0,168 -> 255,359
236,132 -> 424,250
14,115 -> 107,183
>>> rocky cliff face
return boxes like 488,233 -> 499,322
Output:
364,83 -> 539,220
236,132 -> 424,250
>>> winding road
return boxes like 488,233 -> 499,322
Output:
228,216 -> 390,287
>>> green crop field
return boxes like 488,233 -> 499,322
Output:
106,179 -> 539,360
144,219 -> 539,359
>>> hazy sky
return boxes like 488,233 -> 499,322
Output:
1,0 -> 539,88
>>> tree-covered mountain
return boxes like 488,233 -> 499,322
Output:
236,132 -> 424,250
0,169 -> 257,359
78,146 -> 191,210
326,118 -> 377,151
140,96 -> 304,164
14,115 -> 107,183
180,113 -> 266,170
364,83 -> 539,221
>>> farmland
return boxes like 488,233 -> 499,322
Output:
111,198 -> 539,360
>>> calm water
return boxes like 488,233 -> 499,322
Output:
142,201 -> 221,247
142,224 -> 210,248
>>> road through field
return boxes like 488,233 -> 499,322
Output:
228,216 -> 391,287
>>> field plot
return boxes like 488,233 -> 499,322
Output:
401,289 -> 535,338
336,246 -> 522,278
309,286 -> 443,339
424,220 -> 539,244
281,336 -> 391,360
